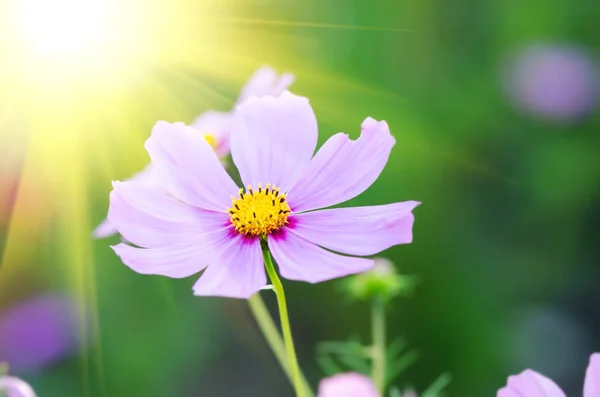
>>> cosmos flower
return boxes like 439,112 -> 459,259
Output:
0,296 -> 80,372
94,66 -> 294,239
108,92 -> 419,299
504,44 -> 598,122
0,376 -> 37,397
318,373 -> 379,397
498,353 -> 600,397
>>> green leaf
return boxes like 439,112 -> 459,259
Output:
386,337 -> 408,361
317,338 -> 373,376
386,349 -> 419,385
334,352 -> 371,374
316,353 -> 344,376
421,373 -> 452,397
318,340 -> 366,356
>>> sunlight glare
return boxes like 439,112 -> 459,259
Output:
11,0 -> 152,96
20,0 -> 107,54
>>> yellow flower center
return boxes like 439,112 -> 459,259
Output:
228,183 -> 291,237
203,133 -> 217,150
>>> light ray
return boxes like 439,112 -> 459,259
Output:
218,16 -> 414,33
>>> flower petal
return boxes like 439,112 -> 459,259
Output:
191,110 -> 233,158
112,226 -> 230,279
126,163 -> 162,186
236,66 -> 295,105
92,218 -> 117,239
230,92 -> 318,191
318,373 -> 379,397
93,164 -> 161,240
108,181 -> 227,248
287,117 -> 395,212
268,229 -> 374,283
497,370 -> 565,397
193,235 -> 265,299
290,201 -> 419,256
271,73 -> 295,97
145,121 -> 237,211
0,376 -> 37,397
584,353 -> 600,397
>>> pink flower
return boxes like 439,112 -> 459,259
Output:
0,376 -> 37,397
498,353 -> 600,397
94,66 -> 294,239
235,66 -> 295,106
189,111 -> 233,159
190,66 -> 294,159
108,92 -> 419,298
318,373 -> 379,397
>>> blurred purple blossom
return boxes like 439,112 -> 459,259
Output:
504,44 -> 598,122
0,295 -> 81,372
0,375 -> 37,397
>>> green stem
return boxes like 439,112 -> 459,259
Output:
248,294 -> 313,395
0,362 -> 8,397
262,247 -> 305,397
372,296 -> 386,394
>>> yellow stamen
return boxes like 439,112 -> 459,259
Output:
203,133 -> 217,150
228,183 -> 291,237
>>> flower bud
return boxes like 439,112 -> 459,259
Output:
343,258 -> 416,302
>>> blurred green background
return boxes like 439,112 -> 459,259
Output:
1,0 -> 599,396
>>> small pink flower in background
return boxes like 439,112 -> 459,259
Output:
94,66 -> 294,239
498,353 -> 600,397
191,66 -> 294,159
586,354 -> 600,397
108,92 -> 419,298
318,372 -> 379,397
190,111 -> 233,159
0,376 -> 37,397
498,370 -> 565,397
235,66 -> 295,106
0,296 -> 80,372
504,44 -> 598,122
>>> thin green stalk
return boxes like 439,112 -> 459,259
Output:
0,362 -> 9,397
262,247 -> 305,397
248,294 -> 313,395
372,296 -> 386,394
